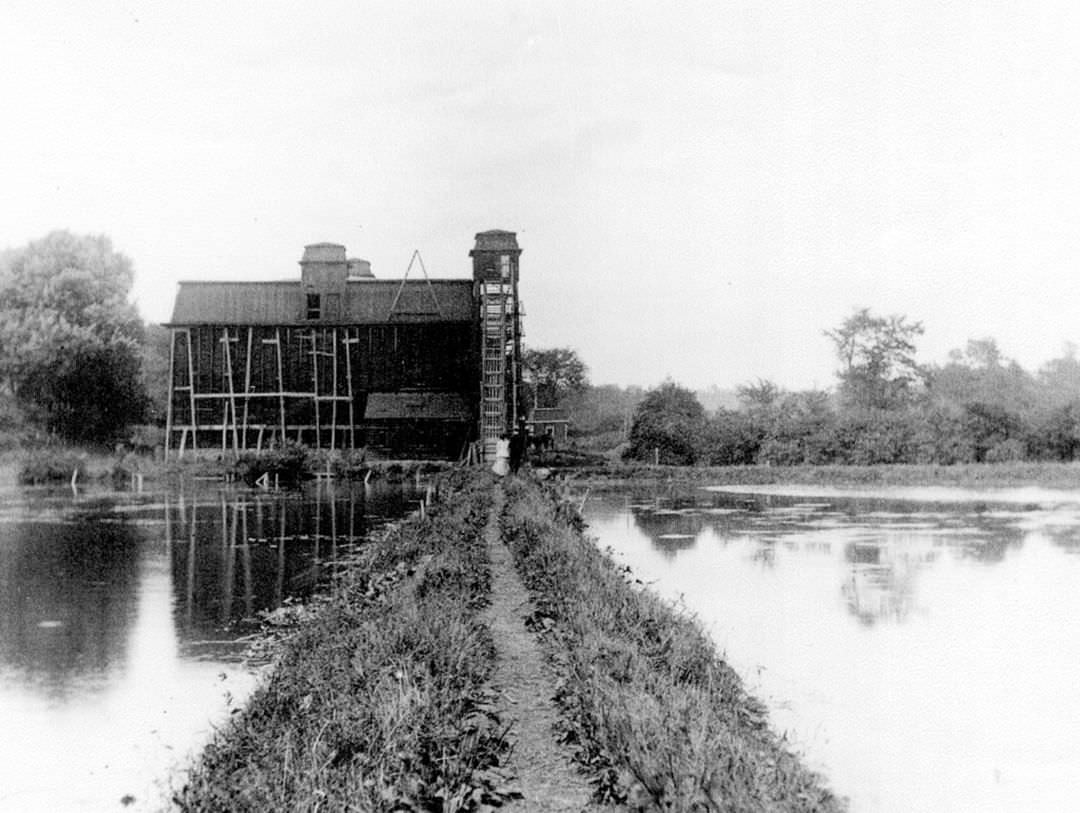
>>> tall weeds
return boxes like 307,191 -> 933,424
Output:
501,478 -> 846,812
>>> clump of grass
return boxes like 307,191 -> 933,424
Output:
234,441 -> 313,485
501,478 -> 846,811
174,471 -> 515,811
18,449 -> 86,484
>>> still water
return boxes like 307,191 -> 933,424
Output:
583,484 -> 1080,813
0,480 -> 420,812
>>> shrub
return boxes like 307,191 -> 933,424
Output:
18,450 -> 85,484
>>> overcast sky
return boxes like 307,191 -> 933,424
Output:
3,1 -> 1079,391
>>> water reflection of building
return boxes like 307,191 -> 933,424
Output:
631,508 -> 704,559
0,510 -> 143,696
840,537 -> 935,625
165,483 -> 412,643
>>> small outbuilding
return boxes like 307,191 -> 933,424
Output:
527,407 -> 570,449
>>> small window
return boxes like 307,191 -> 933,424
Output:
324,293 -> 341,320
306,293 -> 321,319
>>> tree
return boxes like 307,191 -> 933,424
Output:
736,379 -> 782,416
929,337 -> 1034,415
702,408 -> 759,465
140,323 -> 172,424
0,231 -> 147,442
522,347 -> 589,409
624,381 -> 705,465
825,307 -> 925,411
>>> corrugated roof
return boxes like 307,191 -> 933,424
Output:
167,279 -> 474,325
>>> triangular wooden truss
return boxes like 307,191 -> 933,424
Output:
387,249 -> 443,319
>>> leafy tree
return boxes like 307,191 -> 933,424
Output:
624,381 -> 705,465
140,323 -> 172,424
736,379 -> 782,416
1035,343 -> 1080,410
928,338 -> 1034,416
961,402 -> 1023,463
0,231 -> 147,442
703,408 -> 759,465
562,384 -> 643,439
825,308 -> 925,411
827,409 -> 917,465
522,347 -> 589,409
1028,400 -> 1080,461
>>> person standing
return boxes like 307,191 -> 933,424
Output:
491,433 -> 510,476
509,424 -> 527,474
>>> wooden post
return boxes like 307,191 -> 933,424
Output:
242,327 -> 253,450
330,326 -> 339,451
185,329 -> 198,453
275,328 -> 286,445
222,327 -> 241,454
165,328 -> 176,460
344,331 -> 357,450
310,330 -> 321,449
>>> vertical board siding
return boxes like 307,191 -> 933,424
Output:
168,321 -> 477,456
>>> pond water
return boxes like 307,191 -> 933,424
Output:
0,479 -> 421,812
582,483 -> 1080,813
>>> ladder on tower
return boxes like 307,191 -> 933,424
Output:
479,279 -> 511,460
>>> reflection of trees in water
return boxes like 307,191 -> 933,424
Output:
751,538 -> 777,566
1040,524 -> 1080,555
0,511 -> 143,697
166,483 -> 414,642
631,508 -> 704,559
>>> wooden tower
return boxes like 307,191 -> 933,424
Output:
470,230 -> 523,460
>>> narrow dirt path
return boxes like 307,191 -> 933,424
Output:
483,484 -> 594,812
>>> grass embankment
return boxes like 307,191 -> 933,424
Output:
561,460 -> 1080,490
500,478 -> 845,811
176,469 -> 844,811
174,471 -> 516,812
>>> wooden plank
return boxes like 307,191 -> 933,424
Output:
275,328 -> 286,444
222,327 -> 241,453
310,329 -> 320,449
330,326 -> 339,450
191,392 -> 351,400
185,329 -> 198,453
165,327 -> 177,460
344,327 -> 356,450
242,327 -> 253,450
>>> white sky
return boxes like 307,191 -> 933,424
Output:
3,1 -> 1079,391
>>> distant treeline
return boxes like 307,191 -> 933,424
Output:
618,317 -> 1080,466
539,310 -> 1080,467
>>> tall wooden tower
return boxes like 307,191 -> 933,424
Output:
470,230 -> 523,460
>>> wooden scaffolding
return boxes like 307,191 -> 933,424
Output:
478,265 -> 519,460
165,325 -> 357,456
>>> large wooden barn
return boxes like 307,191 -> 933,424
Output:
164,230 -> 523,460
